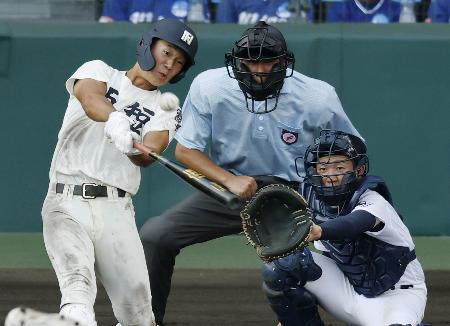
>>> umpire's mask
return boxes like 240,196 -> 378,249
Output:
225,21 -> 295,114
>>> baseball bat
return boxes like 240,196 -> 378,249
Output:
133,142 -> 241,210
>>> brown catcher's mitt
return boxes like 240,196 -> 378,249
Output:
240,184 -> 313,262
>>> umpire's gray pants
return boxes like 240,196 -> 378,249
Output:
139,191 -> 242,324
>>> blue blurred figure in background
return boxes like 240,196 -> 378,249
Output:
326,0 -> 402,22
216,0 -> 297,23
99,0 -> 210,23
426,0 -> 450,22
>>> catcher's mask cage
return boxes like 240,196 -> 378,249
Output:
225,21 -> 295,114
300,130 -> 369,206
137,18 -> 198,84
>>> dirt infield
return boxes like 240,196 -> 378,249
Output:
0,269 -> 448,326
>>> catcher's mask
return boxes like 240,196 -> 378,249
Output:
225,21 -> 295,114
137,18 -> 198,84
301,130 -> 369,206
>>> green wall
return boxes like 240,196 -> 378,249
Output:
0,22 -> 449,235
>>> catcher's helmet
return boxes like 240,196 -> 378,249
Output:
302,130 -> 369,206
225,21 -> 295,114
137,18 -> 198,84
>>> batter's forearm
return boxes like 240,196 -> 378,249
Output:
74,78 -> 115,122
128,153 -> 154,167
129,131 -> 170,167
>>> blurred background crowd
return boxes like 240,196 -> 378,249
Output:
0,0 -> 448,24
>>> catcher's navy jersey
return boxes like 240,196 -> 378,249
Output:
216,0 -> 293,24
428,0 -> 450,22
175,67 -> 360,182
101,0 -> 210,23
326,0 -> 402,22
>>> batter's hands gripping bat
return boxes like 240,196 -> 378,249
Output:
133,142 -> 241,210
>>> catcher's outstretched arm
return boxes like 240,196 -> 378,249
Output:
313,210 -> 378,241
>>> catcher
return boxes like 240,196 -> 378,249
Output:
241,130 -> 427,326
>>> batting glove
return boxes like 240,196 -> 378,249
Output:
105,111 -> 141,156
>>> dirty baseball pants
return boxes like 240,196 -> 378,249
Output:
42,184 -> 155,326
139,191 -> 243,323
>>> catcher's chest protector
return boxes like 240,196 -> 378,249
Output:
309,176 -> 416,297
321,236 -> 416,297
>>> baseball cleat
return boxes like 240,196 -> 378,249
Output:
4,306 -> 83,326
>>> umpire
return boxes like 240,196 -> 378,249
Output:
139,21 -> 360,325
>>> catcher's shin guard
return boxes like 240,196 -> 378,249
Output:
262,283 -> 324,326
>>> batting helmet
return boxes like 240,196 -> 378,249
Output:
225,21 -> 295,114
137,18 -> 198,84
302,130 -> 369,206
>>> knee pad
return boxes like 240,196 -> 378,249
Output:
262,282 -> 324,326
261,261 -> 297,292
261,249 -> 322,292
274,248 -> 322,286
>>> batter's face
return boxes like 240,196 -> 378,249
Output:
316,155 -> 354,187
144,40 -> 186,87
241,58 -> 280,83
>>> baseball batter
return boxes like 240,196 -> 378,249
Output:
261,130 -> 427,325
139,21 -> 361,325
40,19 -> 197,326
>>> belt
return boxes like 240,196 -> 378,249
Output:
56,183 -> 126,199
390,284 -> 414,290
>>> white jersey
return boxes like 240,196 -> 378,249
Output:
314,189 -> 425,287
48,60 -> 181,195
308,189 -> 426,325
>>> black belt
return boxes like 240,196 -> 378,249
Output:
391,284 -> 414,290
56,183 -> 126,199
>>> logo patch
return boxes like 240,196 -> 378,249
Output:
180,30 -> 194,45
357,201 -> 373,207
281,129 -> 298,145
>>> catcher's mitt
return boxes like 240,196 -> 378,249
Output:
240,184 -> 313,262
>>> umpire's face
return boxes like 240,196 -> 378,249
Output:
145,40 -> 186,87
241,58 -> 281,84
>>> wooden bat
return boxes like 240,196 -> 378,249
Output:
133,142 -> 241,210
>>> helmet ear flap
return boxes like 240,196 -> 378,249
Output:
137,35 -> 156,71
